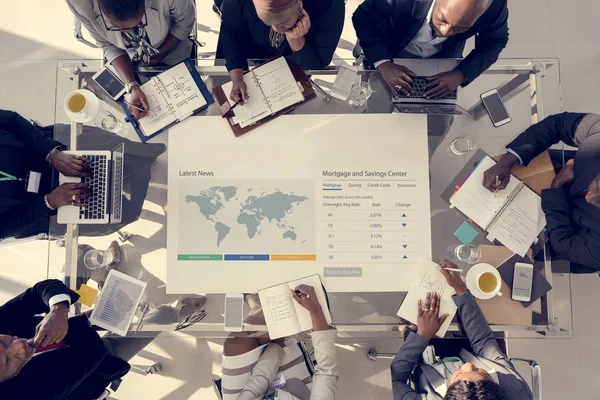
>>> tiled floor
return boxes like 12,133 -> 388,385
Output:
1,0 -> 600,399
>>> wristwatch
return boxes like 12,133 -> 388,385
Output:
125,81 -> 140,94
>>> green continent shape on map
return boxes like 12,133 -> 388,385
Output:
185,186 -> 238,246
238,190 -> 308,240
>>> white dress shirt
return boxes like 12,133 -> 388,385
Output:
374,0 -> 447,68
48,294 -> 72,308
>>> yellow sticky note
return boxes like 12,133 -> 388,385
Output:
76,284 -> 98,307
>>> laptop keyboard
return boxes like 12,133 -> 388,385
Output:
397,76 -> 458,100
112,153 -> 123,221
79,154 -> 108,221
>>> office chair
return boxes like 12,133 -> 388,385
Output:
367,348 -> 542,400
211,339 -> 315,399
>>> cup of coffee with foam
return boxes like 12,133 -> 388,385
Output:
466,263 -> 503,300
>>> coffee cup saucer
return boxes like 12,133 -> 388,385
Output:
64,89 -> 100,123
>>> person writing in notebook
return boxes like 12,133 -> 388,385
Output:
221,285 -> 338,399
218,0 -> 345,103
352,0 -> 508,99
482,112 -> 600,274
0,279 -> 130,399
66,0 -> 197,118
391,260 -> 532,400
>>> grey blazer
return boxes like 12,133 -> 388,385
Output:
65,0 -> 195,64
391,291 -> 533,400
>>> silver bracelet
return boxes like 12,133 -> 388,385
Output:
44,195 -> 56,211
46,146 -> 61,163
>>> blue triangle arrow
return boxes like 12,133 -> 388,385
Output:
403,255 -> 408,259
403,244 -> 407,248
402,223 -> 407,227
402,213 -> 407,218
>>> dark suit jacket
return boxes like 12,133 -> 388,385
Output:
391,292 -> 532,399
352,0 -> 509,84
0,280 -> 125,400
0,110 -> 64,239
217,0 -> 345,70
507,112 -> 600,273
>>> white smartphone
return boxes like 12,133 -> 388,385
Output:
512,262 -> 534,302
224,293 -> 244,332
92,67 -> 127,100
330,64 -> 359,100
480,89 -> 511,127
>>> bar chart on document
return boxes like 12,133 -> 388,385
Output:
167,114 -> 432,293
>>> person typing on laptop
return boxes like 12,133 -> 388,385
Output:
0,109 -> 91,240
482,112 -> 600,274
0,279 -> 130,400
352,0 -> 509,99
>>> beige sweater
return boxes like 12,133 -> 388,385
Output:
237,329 -> 339,400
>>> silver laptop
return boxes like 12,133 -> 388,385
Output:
392,59 -> 470,115
57,143 -> 124,224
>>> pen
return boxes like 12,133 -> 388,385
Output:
124,100 -> 145,112
443,267 -> 464,272
309,78 -> 332,102
229,98 -> 243,113
494,175 -> 500,197
294,290 -> 308,298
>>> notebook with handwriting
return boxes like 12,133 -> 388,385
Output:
397,258 -> 457,337
258,274 -> 331,340
450,156 -> 546,257
122,61 -> 213,142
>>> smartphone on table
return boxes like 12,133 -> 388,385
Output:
224,293 -> 244,332
480,89 -> 511,127
512,262 -> 534,302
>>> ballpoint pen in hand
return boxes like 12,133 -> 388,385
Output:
494,175 -> 500,197
124,100 -> 145,113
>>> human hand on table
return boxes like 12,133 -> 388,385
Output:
229,69 -> 248,104
48,150 -> 90,177
482,152 -> 520,192
377,62 -> 416,97
47,182 -> 91,208
424,69 -> 465,99
416,292 -> 448,341
439,259 -> 468,295
291,285 -> 322,314
126,86 -> 149,119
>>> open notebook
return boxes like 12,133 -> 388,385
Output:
122,61 -> 213,141
258,274 -> 331,340
450,156 -> 546,257
397,258 -> 457,337
220,57 -> 305,129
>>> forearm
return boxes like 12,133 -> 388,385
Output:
110,55 -> 137,84
0,198 -> 53,239
158,33 -> 181,59
390,332 -> 428,398
453,292 -> 502,358
0,110 -> 63,155
311,306 -> 329,331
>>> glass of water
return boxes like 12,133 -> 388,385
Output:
449,135 -> 477,155
349,81 -> 372,107
83,249 -> 114,270
453,244 -> 481,264
94,110 -> 126,135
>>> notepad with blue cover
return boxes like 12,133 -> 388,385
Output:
121,61 -> 213,142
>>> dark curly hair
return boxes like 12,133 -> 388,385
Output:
444,380 -> 508,400
99,0 -> 145,21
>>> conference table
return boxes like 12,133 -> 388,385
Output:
47,57 -> 573,339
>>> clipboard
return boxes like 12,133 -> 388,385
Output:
121,60 -> 214,143
213,58 -> 316,137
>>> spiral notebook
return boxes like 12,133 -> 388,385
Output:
214,57 -> 314,136
450,156 -> 546,256
121,61 -> 213,142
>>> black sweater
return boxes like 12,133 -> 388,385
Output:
218,0 -> 345,71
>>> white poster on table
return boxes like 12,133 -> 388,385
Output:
166,114 -> 431,293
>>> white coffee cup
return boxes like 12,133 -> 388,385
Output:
466,263 -> 503,300
64,89 -> 99,123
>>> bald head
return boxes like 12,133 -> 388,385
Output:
431,0 -> 492,38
